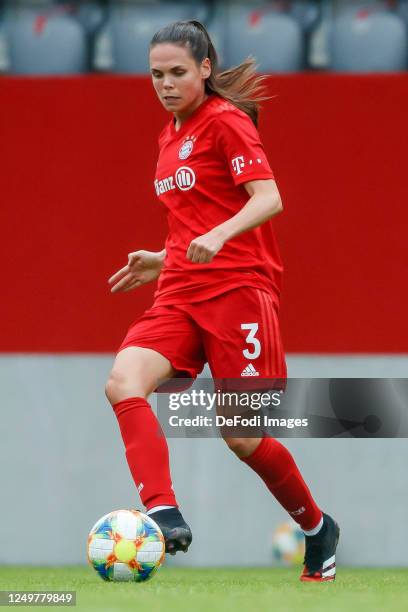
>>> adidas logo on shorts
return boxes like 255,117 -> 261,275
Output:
241,363 -> 259,377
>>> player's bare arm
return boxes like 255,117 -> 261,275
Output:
108,249 -> 166,293
186,179 -> 282,264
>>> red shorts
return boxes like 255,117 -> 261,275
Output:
118,287 -> 286,390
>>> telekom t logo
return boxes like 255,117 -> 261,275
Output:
231,155 -> 245,175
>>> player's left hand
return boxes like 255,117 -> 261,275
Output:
186,230 -> 225,264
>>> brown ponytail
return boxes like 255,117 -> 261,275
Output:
150,20 -> 270,127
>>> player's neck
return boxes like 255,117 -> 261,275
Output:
173,93 -> 208,131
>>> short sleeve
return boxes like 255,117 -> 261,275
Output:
214,111 -> 274,186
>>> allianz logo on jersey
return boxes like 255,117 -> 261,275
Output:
154,166 -> 196,195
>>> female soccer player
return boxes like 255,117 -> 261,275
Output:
105,21 -> 339,582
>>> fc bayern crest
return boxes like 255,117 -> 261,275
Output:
178,138 -> 194,160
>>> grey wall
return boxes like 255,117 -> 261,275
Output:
1,355 -> 407,566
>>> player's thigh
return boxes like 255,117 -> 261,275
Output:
106,305 -> 205,404
192,288 -> 285,451
105,346 -> 175,404
200,287 -> 286,380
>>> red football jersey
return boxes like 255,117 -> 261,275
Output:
153,94 -> 283,306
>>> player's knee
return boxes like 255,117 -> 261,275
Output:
105,369 -> 148,405
104,371 -> 123,405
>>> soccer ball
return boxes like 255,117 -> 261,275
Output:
87,509 -> 165,582
271,521 -> 305,566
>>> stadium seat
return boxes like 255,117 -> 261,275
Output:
289,0 -> 322,69
205,0 -> 228,68
72,1 -> 107,37
290,0 -> 321,33
0,3 -> 11,72
71,1 -> 108,71
110,1 -> 208,74
93,19 -> 114,72
397,0 -> 408,27
7,3 -> 87,75
222,1 -> 305,73
329,4 -> 407,72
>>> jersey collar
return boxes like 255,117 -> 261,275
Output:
170,94 -> 215,138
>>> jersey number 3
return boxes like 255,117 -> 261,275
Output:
241,323 -> 261,359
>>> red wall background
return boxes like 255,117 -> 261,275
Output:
1,75 -> 407,353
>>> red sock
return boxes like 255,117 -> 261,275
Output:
241,437 -> 322,530
113,397 -> 177,510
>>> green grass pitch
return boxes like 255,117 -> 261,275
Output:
0,566 -> 407,612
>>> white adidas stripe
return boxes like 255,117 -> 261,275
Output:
322,566 -> 336,578
323,555 -> 335,569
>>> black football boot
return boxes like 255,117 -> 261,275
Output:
148,507 -> 192,555
300,513 -> 340,582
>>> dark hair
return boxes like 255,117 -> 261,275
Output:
150,20 -> 269,127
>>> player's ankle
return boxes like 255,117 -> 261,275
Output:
302,513 -> 324,537
147,505 -> 177,515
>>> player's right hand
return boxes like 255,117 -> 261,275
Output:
108,250 -> 164,293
